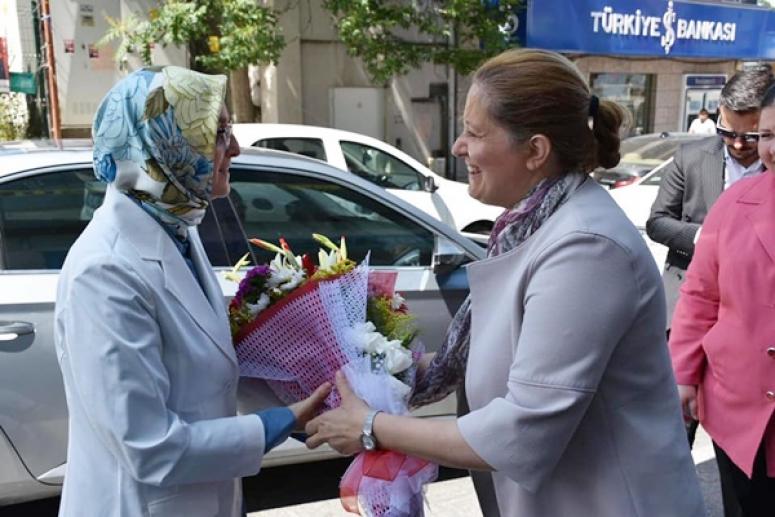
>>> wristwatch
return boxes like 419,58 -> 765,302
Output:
360,409 -> 382,451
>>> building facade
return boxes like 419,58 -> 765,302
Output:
266,0 -> 775,180
4,0 -> 774,182
527,0 -> 774,136
2,0 -> 187,138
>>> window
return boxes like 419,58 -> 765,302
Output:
255,138 -> 327,161
0,168 -> 236,270
339,141 -> 423,191
591,73 -> 656,136
199,193 -> 253,268
228,168 -> 434,267
0,169 -> 105,270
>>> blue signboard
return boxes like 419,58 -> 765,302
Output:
526,0 -> 775,60
685,75 -> 726,88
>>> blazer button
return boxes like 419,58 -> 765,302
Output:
767,347 -> 775,357
767,391 -> 775,401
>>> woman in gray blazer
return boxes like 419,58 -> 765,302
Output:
54,67 -> 330,517
305,49 -> 705,517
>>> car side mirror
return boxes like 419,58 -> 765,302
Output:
432,235 -> 470,275
423,175 -> 438,193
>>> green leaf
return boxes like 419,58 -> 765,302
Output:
322,0 -> 522,82
100,0 -> 519,80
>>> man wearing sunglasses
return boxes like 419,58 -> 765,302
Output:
647,64 -> 773,516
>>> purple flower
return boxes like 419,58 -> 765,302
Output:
246,264 -> 270,280
234,265 -> 271,305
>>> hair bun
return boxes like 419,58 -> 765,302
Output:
593,99 -> 629,170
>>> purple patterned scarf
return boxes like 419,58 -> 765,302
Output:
409,172 -> 586,407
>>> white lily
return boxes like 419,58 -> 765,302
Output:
384,346 -> 413,374
346,321 -> 412,374
318,248 -> 339,271
363,333 -> 389,355
345,321 -> 376,351
223,253 -> 251,283
356,327 -> 403,356
380,338 -> 405,355
312,233 -> 339,251
245,293 -> 270,317
390,292 -> 406,310
353,321 -> 377,333
279,269 -> 305,291
268,253 -> 306,289
255,240 -> 302,270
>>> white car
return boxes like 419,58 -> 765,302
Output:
0,142 -> 483,506
592,132 -> 706,189
232,124 -> 502,243
608,159 -> 670,268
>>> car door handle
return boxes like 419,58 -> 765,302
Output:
0,321 -> 35,341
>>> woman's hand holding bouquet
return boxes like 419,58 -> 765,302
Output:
226,234 -> 437,516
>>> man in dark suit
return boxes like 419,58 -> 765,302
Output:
647,64 -> 773,517
648,65 -> 773,329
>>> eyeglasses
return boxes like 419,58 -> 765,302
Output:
216,123 -> 233,146
715,123 -> 759,144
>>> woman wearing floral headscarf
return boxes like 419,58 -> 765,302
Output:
54,67 -> 330,517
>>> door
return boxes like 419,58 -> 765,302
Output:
0,166 -> 237,494
0,166 -> 99,485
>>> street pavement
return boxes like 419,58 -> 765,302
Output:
250,426 -> 722,517
3,427 -> 724,516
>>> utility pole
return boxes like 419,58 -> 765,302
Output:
40,0 -> 60,139
447,23 -> 458,181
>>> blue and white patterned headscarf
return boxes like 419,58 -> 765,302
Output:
92,66 -> 227,233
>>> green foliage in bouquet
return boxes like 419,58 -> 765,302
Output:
309,259 -> 355,281
229,305 -> 250,336
367,296 -> 418,350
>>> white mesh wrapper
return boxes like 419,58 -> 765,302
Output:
235,260 -> 369,410
340,359 -> 439,517
234,257 -> 437,516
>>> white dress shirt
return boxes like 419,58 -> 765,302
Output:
694,147 -> 765,243
688,117 -> 716,135
723,145 -> 764,191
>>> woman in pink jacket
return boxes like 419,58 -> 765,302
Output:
670,84 -> 775,517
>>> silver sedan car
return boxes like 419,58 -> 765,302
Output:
0,143 -> 483,506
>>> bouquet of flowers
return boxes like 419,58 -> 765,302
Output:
227,234 -> 438,517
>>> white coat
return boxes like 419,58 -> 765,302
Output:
457,179 -> 706,517
54,186 -> 266,517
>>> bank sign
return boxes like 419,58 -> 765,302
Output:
526,0 -> 775,59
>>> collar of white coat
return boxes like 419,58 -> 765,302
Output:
104,185 -> 238,367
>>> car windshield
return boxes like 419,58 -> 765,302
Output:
619,135 -> 663,156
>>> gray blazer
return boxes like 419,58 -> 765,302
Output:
646,136 -> 725,328
457,179 -> 705,517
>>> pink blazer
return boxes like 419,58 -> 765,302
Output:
670,171 -> 775,477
